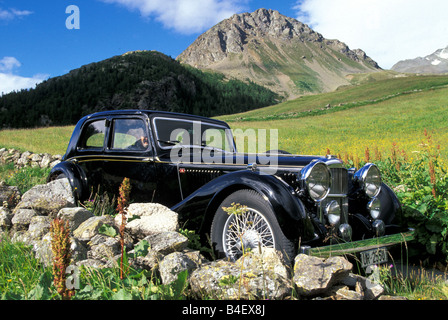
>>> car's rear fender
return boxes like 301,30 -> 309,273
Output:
47,161 -> 86,201
171,170 -> 313,242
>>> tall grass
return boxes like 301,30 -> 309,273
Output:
0,237 -> 54,300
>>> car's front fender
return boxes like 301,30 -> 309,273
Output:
171,170 -> 313,242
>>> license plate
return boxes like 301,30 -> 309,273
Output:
360,247 -> 388,267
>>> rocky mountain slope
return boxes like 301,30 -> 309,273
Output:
392,45 -> 448,74
177,8 -> 380,99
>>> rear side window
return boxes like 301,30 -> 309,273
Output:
111,118 -> 149,151
78,120 -> 106,149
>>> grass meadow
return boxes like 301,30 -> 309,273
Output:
217,73 -> 448,161
0,125 -> 74,155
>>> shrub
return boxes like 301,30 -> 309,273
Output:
373,131 -> 448,264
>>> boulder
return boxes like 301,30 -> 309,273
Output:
27,216 -> 52,241
14,178 -> 76,216
131,249 -> 164,271
190,248 -> 292,300
293,254 -> 353,297
76,259 -> 107,269
73,215 -> 114,241
332,285 -> 364,300
71,237 -> 89,263
87,234 -> 121,262
11,208 -> 38,232
16,151 -> 31,167
159,250 -> 208,285
115,203 -> 179,240
142,231 -> 189,255
57,207 -> 94,235
340,272 -> 385,300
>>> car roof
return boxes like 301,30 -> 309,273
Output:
84,109 -> 229,127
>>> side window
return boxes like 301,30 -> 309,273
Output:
111,118 -> 149,151
78,120 -> 106,149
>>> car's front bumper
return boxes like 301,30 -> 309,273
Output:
304,228 -> 414,259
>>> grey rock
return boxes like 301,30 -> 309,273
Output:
131,249 -> 164,271
159,250 -> 208,285
15,178 -> 75,216
57,207 -> 94,234
11,208 -> 38,232
27,215 -> 51,241
143,231 -> 189,255
115,203 -> 179,240
73,215 -> 114,241
190,248 -> 292,300
87,234 -> 121,262
293,254 -> 353,297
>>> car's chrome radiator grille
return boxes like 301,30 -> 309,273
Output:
329,167 -> 348,195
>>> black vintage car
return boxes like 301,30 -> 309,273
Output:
48,109 -> 413,264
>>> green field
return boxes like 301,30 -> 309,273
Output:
219,73 -> 448,161
0,126 -> 74,155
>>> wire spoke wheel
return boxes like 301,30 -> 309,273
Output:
223,207 -> 275,261
211,189 -> 295,263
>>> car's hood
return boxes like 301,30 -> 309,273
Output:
158,148 -> 341,173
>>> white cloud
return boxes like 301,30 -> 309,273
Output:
294,0 -> 448,69
0,73 -> 47,95
0,57 -> 21,72
101,0 -> 247,34
0,57 -> 48,95
0,8 -> 33,20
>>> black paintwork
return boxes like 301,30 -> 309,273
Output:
48,109 -> 406,248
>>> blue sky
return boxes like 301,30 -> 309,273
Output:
1,0 -> 448,95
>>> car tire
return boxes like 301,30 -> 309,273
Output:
211,189 -> 295,262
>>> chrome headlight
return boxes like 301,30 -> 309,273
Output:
368,197 -> 381,220
300,161 -> 331,201
325,200 -> 341,225
354,163 -> 382,198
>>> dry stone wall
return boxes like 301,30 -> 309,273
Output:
0,148 -> 62,169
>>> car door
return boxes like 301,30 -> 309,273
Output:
102,116 -> 157,202
75,117 -> 108,195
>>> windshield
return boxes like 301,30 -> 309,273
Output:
153,117 -> 235,153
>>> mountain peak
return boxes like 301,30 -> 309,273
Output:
392,45 -> 448,74
178,8 -> 380,99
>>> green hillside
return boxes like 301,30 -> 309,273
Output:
218,73 -> 448,122
218,73 -> 448,159
0,51 -> 279,129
